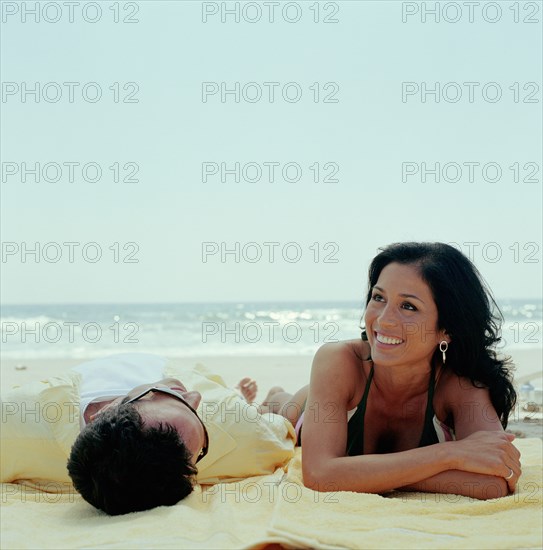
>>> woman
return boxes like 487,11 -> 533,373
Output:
267,242 -> 521,500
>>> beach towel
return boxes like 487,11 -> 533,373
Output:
1,438 -> 541,549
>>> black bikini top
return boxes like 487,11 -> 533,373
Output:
346,332 -> 439,455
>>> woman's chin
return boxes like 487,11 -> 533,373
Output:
370,347 -> 404,365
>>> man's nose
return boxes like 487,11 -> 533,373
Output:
162,377 -> 185,388
183,391 -> 202,409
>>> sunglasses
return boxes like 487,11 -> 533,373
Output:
124,386 -> 209,463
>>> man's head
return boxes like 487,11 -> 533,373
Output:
67,380 -> 208,515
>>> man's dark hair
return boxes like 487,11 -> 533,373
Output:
67,403 -> 197,515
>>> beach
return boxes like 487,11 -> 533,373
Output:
2,349 -> 542,549
2,348 -> 541,439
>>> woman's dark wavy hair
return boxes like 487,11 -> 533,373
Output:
67,403 -> 197,515
361,242 -> 516,428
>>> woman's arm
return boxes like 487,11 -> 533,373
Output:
429,376 -> 522,495
397,469 -> 509,499
301,345 -> 520,496
398,377 -> 522,498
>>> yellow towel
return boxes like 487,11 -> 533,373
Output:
268,438 -> 543,549
1,439 -> 541,549
1,469 -> 287,549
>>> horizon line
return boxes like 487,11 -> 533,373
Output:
2,297 -> 542,308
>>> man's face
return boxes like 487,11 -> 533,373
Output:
94,378 -> 206,463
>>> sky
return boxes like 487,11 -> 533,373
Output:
1,0 -> 542,304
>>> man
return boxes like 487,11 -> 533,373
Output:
1,353 -> 297,515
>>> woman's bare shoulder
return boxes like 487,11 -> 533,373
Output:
436,367 -> 493,416
310,340 -> 368,404
438,368 -> 489,396
312,339 -> 367,370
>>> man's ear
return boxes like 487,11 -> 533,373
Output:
90,400 -> 117,421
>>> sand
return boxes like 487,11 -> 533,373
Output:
1,348 -> 541,438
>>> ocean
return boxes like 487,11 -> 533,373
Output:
1,300 -> 541,360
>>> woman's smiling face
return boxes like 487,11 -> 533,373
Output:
364,262 -> 449,367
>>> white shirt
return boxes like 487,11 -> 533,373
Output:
72,353 -> 168,427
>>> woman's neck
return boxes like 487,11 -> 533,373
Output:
370,361 -> 434,404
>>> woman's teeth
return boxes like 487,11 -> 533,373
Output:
376,333 -> 403,345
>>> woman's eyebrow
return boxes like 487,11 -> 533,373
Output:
401,293 -> 424,303
373,285 -> 425,303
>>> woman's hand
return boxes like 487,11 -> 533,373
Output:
452,431 -> 521,492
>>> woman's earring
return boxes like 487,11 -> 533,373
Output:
439,341 -> 448,364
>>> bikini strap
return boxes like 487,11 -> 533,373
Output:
346,364 -> 374,456
419,364 -> 439,447
361,365 -> 374,409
